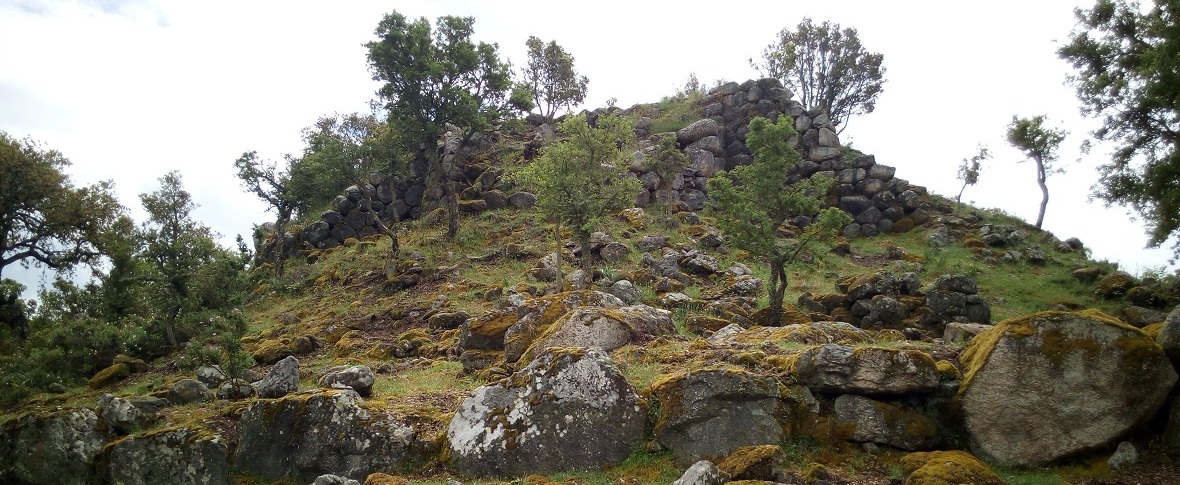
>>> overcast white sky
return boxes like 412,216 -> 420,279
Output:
2,0 -> 1175,297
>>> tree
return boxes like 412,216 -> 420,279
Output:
366,12 -> 532,241
1059,0 -> 1180,256
707,116 -> 851,325
522,36 -> 588,121
754,18 -> 886,134
518,113 -> 640,272
139,171 -> 220,349
1007,116 -> 1068,229
956,145 -> 990,212
234,151 -> 305,277
0,131 -> 122,279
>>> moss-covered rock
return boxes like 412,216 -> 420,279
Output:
99,426 -> 228,485
88,362 -> 131,389
502,290 -> 625,363
1095,271 -> 1137,299
519,304 -> 673,363
900,450 -> 1002,485
958,310 -> 1177,467
832,394 -> 941,450
717,445 -> 784,482
362,472 -> 409,485
335,330 -> 392,360
0,408 -> 111,485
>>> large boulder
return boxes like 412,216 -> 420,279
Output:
1156,305 -> 1180,361
100,427 -> 229,485
233,389 -> 414,482
651,368 -> 816,466
252,355 -> 300,398
958,310 -> 1177,467
447,347 -> 645,477
0,408 -> 110,485
318,365 -> 376,397
790,344 -> 940,395
520,304 -> 673,363
832,394 -> 940,450
502,290 -> 625,363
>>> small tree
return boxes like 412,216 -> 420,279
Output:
234,151 -> 305,277
523,36 -> 589,121
644,133 -> 691,220
518,113 -> 640,273
754,18 -> 886,134
956,145 -> 990,212
1007,116 -> 1068,229
708,116 -> 851,325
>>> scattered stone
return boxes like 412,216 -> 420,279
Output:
959,310 -> 1177,467
251,355 -> 299,399
217,379 -> 256,400
608,280 -> 642,304
638,234 -> 668,251
1107,441 -> 1138,470
717,445 -> 785,482
88,362 -> 131,389
428,311 -> 469,331
170,378 -> 211,404
942,322 -> 993,344
600,242 -> 630,262
447,348 -> 645,477
313,475 -> 361,485
317,365 -> 376,397
1095,271 -> 1137,299
520,304 -> 673,362
98,393 -> 143,435
196,366 -> 227,388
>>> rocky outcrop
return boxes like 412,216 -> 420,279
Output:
447,347 -> 645,477
100,427 -> 229,485
651,369 -> 816,466
519,304 -> 673,362
958,310 -> 1177,467
0,408 -> 110,485
234,389 -> 414,482
833,394 -> 940,450
252,355 -> 299,398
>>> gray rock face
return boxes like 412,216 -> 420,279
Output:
98,393 -> 143,435
833,394 -> 940,450
959,311 -> 1177,467
1156,305 -> 1180,360
609,280 -> 642,304
672,460 -> 731,485
525,305 -> 673,360
652,369 -> 814,466
317,365 -> 376,397
677,119 -> 721,146
196,365 -> 226,388
792,344 -> 940,395
943,322 -> 993,344
252,355 -> 299,398
312,475 -> 361,485
1107,441 -> 1138,471
0,408 -> 110,485
234,389 -> 413,482
100,427 -> 229,485
447,347 -> 645,477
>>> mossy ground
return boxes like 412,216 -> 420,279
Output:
1,165 -> 1175,484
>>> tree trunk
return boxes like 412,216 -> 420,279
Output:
767,262 -> 788,326
955,183 -> 967,213
273,213 -> 289,278
445,186 -> 460,241
165,305 -> 180,349
577,228 -> 593,273
1036,161 -> 1049,229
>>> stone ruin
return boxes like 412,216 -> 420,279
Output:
267,77 -> 928,255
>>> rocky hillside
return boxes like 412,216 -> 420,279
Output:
3,80 -> 1180,485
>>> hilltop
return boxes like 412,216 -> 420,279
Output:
2,80 -> 1180,485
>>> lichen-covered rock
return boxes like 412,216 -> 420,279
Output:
520,304 -> 673,363
234,389 -> 413,482
716,445 -> 785,482
1095,271 -> 1137,299
608,279 -> 642,304
900,450 -> 1002,485
100,427 -> 229,485
196,365 -> 227,388
502,290 -> 625,363
720,322 -> 872,346
672,460 -> 730,485
942,322 -> 992,344
652,369 -> 815,466
791,344 -> 940,395
252,355 -> 299,398
0,408 -> 110,485
362,473 -> 409,485
88,362 -> 130,389
447,347 -> 644,477
833,394 -> 940,450
313,474 -> 361,485
97,393 -> 143,435
170,378 -> 211,404
317,365 -> 376,397
958,310 -> 1177,467
428,311 -> 470,331
1155,305 -> 1180,361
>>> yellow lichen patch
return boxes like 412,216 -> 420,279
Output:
249,338 -> 294,365
934,360 -> 961,381
362,472 -> 409,485
717,444 -> 784,481
468,312 -> 519,339
1143,322 -> 1163,340
900,450 -> 1003,485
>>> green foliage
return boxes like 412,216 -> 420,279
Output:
235,151 -> 303,277
523,36 -> 588,120
288,112 -> 399,217
366,11 -> 529,241
956,145 -> 990,210
1059,0 -> 1180,259
0,131 -> 123,279
707,116 -> 851,323
755,18 -> 886,133
517,113 -> 641,270
644,133 -> 691,187
1007,115 -> 1068,228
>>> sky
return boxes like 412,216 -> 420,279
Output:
2,0 -> 1176,299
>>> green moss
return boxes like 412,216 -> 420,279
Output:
717,444 -> 784,481
88,363 -> 131,389
900,450 -> 1003,485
